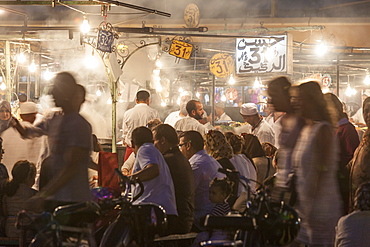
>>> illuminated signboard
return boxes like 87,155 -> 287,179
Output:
169,40 -> 193,60
235,35 -> 292,74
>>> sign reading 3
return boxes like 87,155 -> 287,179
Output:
169,40 -> 193,60
209,53 -> 235,78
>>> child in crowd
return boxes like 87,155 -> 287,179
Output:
3,160 -> 37,237
192,178 -> 234,246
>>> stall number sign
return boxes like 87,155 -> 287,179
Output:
169,40 -> 193,60
97,29 -> 115,53
209,53 -> 235,78
236,35 -> 288,74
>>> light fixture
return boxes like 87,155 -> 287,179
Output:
28,59 -> 37,72
17,52 -> 26,64
345,84 -> 357,97
364,71 -> 370,85
0,82 -> 6,91
156,83 -> 163,93
178,87 -> 184,93
96,89 -> 102,97
253,77 -> 262,89
196,92 -> 200,98
228,74 -> 235,85
161,101 -> 166,107
80,15 -> 90,34
43,69 -> 54,80
315,41 -> 328,57
221,95 -> 226,102
155,60 -> 162,69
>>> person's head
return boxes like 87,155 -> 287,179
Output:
18,93 -> 27,103
136,89 -> 150,105
179,91 -> 192,116
214,102 -> 225,117
204,130 -> 233,160
186,100 -> 204,120
261,142 -> 277,158
354,181 -> 370,211
5,160 -> 36,197
147,118 -> 162,131
19,102 -> 38,124
363,97 -> 370,128
209,178 -> 233,203
178,130 -> 204,159
0,100 -> 11,121
240,103 -> 260,126
131,126 -> 153,154
242,133 -> 266,158
224,132 -> 243,154
152,124 -> 179,154
51,72 -> 78,111
298,81 -> 331,122
73,84 -> 86,111
267,76 -> 293,113
324,93 -> 346,122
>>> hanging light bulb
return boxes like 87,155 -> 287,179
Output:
228,74 -> 235,85
96,88 -> 102,97
43,69 -> 54,80
17,53 -> 26,64
80,16 -> 90,34
253,77 -> 261,89
106,98 -> 112,104
155,60 -> 162,68
178,87 -> 184,93
161,101 -> 167,107
345,84 -> 357,97
364,73 -> 370,85
28,60 -> 37,72
315,41 -> 328,57
221,95 -> 227,102
196,92 -> 200,98
0,82 -> 6,91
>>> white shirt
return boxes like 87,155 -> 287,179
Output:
230,154 -> 257,194
121,103 -> 160,146
164,110 -> 183,127
216,112 -> 232,122
234,119 -> 275,144
265,113 -> 284,148
1,121 -> 44,177
174,116 -> 208,135
132,143 -> 177,215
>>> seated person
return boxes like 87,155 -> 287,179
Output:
3,160 -> 37,237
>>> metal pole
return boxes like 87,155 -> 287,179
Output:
211,74 -> 215,126
337,55 -> 340,97
111,77 -> 117,153
5,41 -> 11,102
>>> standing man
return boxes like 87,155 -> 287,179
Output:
122,89 -> 159,161
178,130 -> 223,231
164,91 -> 192,127
174,100 -> 209,135
130,126 -> 177,226
265,103 -> 285,148
2,102 -> 44,176
237,103 -> 275,144
152,124 -> 194,234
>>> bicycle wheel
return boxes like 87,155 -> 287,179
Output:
99,218 -> 132,247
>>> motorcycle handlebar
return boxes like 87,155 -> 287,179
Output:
114,168 -> 144,202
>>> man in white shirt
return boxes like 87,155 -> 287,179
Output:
121,89 -> 159,161
174,100 -> 209,135
237,103 -> 275,144
214,102 -> 232,122
164,91 -> 192,127
265,103 -> 284,148
2,102 -> 44,179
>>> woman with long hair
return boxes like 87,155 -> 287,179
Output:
292,81 -> 341,246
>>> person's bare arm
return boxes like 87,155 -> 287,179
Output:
130,163 -> 159,182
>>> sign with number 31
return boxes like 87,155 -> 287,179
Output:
169,40 -> 193,60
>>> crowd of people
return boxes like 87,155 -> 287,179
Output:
0,72 -> 368,247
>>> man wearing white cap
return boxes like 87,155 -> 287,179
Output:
1,102 -> 44,178
238,103 -> 275,144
